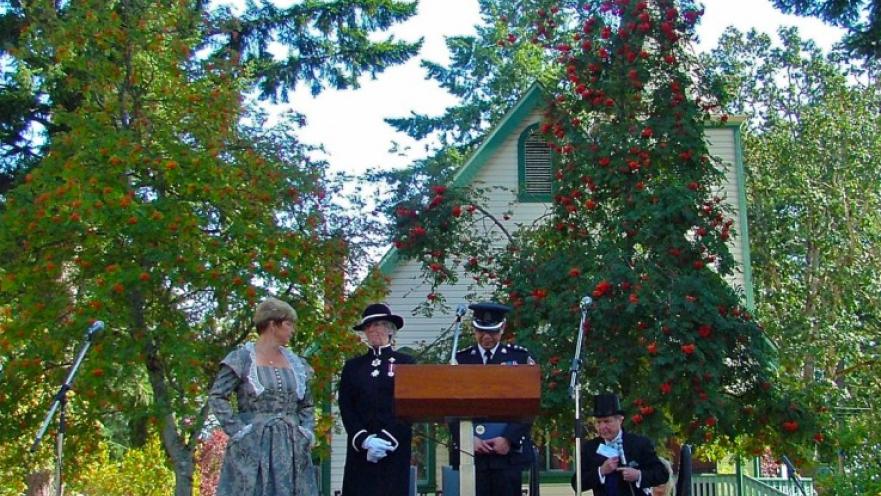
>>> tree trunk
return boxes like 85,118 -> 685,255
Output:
146,354 -> 198,496
169,443 -> 195,496
134,292 -> 198,496
25,470 -> 54,496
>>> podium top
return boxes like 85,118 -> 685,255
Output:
393,364 -> 541,422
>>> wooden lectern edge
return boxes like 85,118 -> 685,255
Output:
393,364 -> 542,422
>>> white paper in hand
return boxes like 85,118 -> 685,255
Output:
596,443 -> 619,459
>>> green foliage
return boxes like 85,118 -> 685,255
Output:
385,0 -> 549,146
814,410 -> 881,494
206,0 -> 422,100
70,435 -> 176,496
0,0 -> 408,493
370,0 -> 552,231
771,0 -> 881,61
704,24 -> 881,476
0,0 -> 420,191
391,183 -> 516,311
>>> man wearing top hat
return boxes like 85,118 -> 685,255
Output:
338,303 -> 415,496
571,393 -> 669,495
450,302 -> 536,496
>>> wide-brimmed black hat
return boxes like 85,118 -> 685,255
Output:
353,303 -> 404,331
469,302 -> 511,332
591,393 -> 625,417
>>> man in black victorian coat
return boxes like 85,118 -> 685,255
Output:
571,393 -> 669,495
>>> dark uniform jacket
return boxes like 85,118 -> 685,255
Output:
449,343 -> 535,471
339,345 -> 415,496
570,430 -> 669,495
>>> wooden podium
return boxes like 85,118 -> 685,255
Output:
394,364 -> 541,496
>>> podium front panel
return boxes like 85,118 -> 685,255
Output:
393,364 -> 541,422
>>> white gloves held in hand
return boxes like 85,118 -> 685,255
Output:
362,435 -> 395,463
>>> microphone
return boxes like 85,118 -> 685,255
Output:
455,303 -> 467,318
580,296 -> 592,312
450,305 -> 466,364
86,321 -> 105,339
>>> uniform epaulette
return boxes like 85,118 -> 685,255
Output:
456,346 -> 475,355
505,343 -> 530,353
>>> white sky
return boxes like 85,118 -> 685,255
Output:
282,0 -> 846,176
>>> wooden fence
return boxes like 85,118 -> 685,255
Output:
693,474 -> 815,496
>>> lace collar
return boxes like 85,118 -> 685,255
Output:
243,342 -> 308,399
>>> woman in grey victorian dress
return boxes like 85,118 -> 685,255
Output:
208,297 -> 318,496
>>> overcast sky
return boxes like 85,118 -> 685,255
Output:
277,0 -> 846,177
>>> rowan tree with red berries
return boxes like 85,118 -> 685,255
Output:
391,0 -> 830,461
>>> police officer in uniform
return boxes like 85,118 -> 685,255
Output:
450,302 -> 535,496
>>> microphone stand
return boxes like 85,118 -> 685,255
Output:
449,304 -> 466,365
781,455 -> 808,496
31,321 -> 104,496
448,303 -> 475,495
569,297 -> 591,495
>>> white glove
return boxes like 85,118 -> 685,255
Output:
366,448 -> 387,463
361,435 -> 394,452
362,435 -> 393,462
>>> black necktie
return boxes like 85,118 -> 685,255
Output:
484,350 -> 493,363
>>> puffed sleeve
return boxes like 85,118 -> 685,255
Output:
296,357 -> 317,446
207,363 -> 248,437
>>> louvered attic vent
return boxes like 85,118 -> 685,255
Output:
523,131 -> 552,195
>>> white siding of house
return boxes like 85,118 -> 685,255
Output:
327,117 -> 746,494
705,127 -> 747,292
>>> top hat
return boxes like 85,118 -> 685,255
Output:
254,297 -> 297,327
353,303 -> 404,331
468,302 -> 511,332
591,393 -> 625,417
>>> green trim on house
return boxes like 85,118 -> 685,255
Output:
316,378 -> 333,496
377,247 -> 399,276
451,84 -> 547,188
532,470 -> 575,484
416,424 -> 438,493
732,123 -> 756,310
377,83 -> 549,277
517,122 -> 554,202
321,455 -> 331,496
